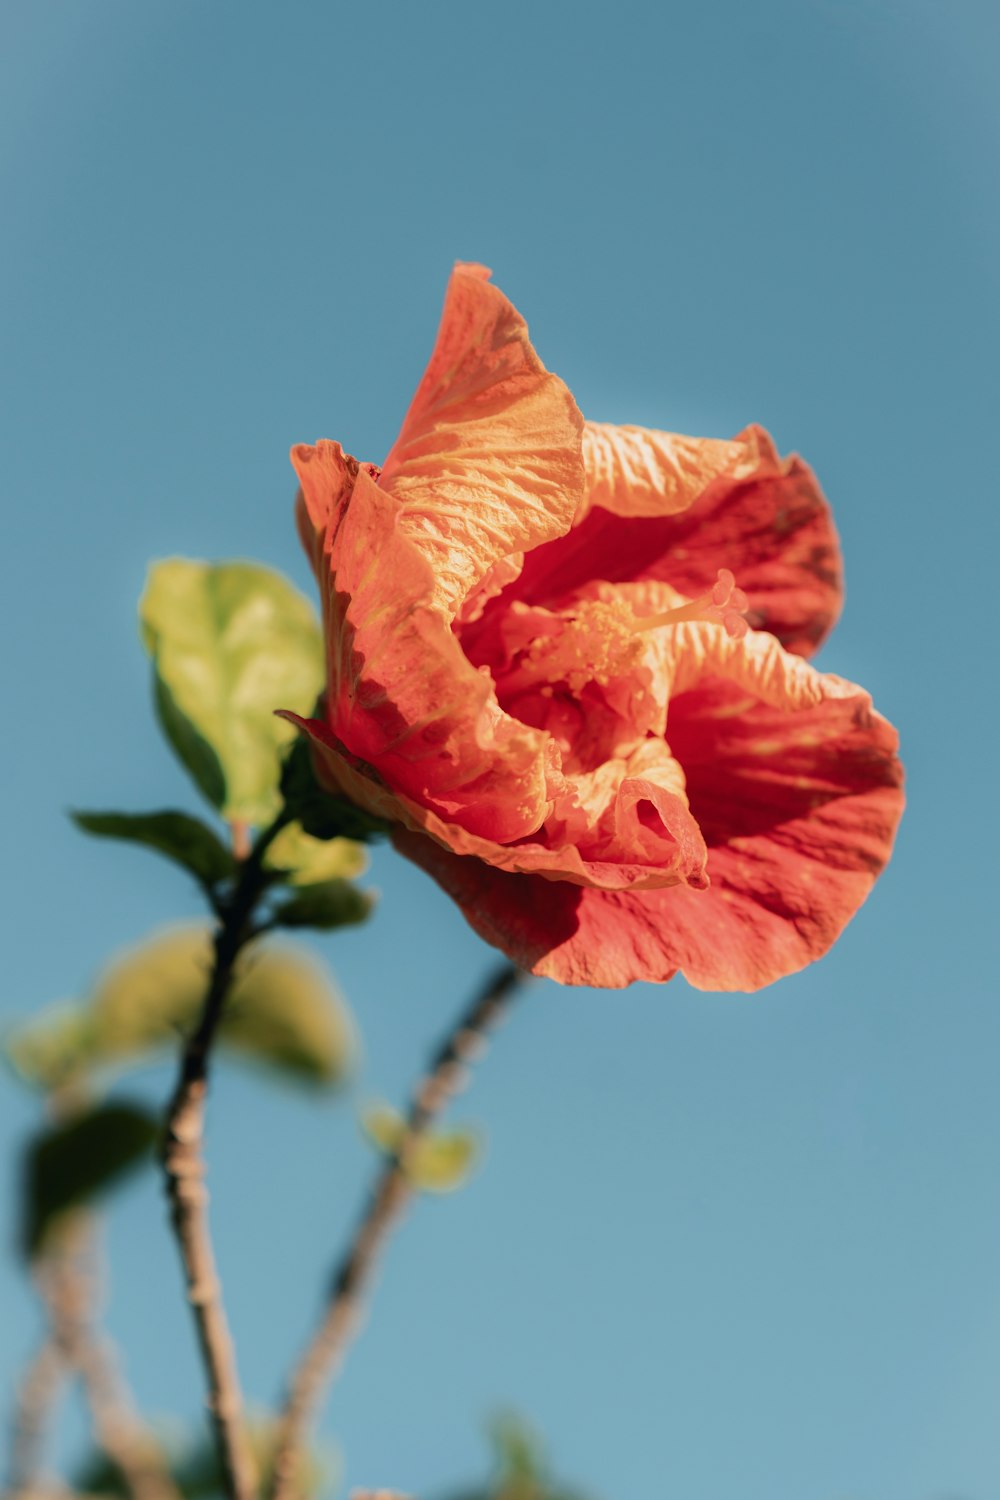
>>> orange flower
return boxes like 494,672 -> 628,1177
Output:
287,264 -> 903,990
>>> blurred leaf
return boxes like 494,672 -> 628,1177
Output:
222,944 -> 357,1085
264,820 -> 368,887
71,809 -> 236,889
141,559 -> 324,825
362,1103 -> 480,1193
5,1001 -> 96,1092
22,1100 -> 159,1256
492,1413 -> 545,1483
280,734 -> 390,843
438,1414 -> 596,1500
271,879 -> 374,932
89,926 -> 355,1086
85,926 -> 213,1061
75,1413 -> 334,1499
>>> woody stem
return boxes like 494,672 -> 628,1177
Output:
6,1214 -> 180,1500
6,1331 -> 66,1492
266,961 -> 526,1500
44,1217 -> 180,1500
160,811 -> 289,1500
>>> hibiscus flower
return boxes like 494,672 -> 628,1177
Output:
286,263 -> 903,990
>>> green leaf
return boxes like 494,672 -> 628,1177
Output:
86,926 -> 355,1086
491,1415 -> 546,1485
279,735 -> 390,843
8,928 -> 357,1094
22,1100 -> 159,1256
71,809 -> 236,889
221,945 -> 357,1085
438,1415 -> 596,1500
153,670 -> 227,811
5,1001 -> 96,1093
362,1103 -> 480,1193
141,559 -> 325,825
264,820 -> 368,887
271,879 -> 374,932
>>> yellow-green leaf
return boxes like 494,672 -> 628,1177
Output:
5,1001 -> 97,1093
362,1102 -> 480,1193
222,944 -> 358,1085
140,559 -> 324,825
264,821 -> 368,887
12,927 -> 356,1089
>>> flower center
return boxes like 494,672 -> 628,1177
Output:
501,599 -> 645,700
499,569 -> 749,703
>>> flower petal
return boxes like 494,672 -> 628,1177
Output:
392,632 -> 903,990
512,424 -> 842,656
579,420 -> 760,520
286,712 -> 707,893
288,459 -> 553,844
379,263 -> 585,616
644,630 -> 904,988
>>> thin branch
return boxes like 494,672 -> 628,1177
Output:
160,814 -> 288,1500
6,1218 -> 179,1500
44,1225 -> 179,1500
267,961 -> 525,1500
5,1331 -> 66,1493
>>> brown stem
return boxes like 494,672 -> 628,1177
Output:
6,1217 -> 179,1500
229,821 -> 252,862
6,1331 -> 66,1493
160,814 -> 288,1500
267,961 -> 525,1500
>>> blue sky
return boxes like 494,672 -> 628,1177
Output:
2,1 -> 998,1496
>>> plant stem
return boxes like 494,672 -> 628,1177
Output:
267,961 -> 525,1500
45,1218 -> 179,1500
5,1331 -> 65,1494
160,813 -> 288,1500
6,1216 -> 179,1500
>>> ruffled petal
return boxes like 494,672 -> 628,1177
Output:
379,263 -> 585,617
510,424 -> 842,657
389,835 -> 682,987
644,427 -> 843,657
579,420 -> 760,520
391,630 -> 903,991
285,714 -> 707,893
290,456 -> 553,844
647,630 -> 904,988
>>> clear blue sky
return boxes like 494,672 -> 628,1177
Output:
2,1 -> 998,1495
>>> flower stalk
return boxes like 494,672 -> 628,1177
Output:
267,961 -> 525,1500
160,811 -> 290,1500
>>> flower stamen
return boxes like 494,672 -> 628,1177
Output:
633,568 -> 749,640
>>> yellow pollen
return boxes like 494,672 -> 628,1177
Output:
500,570 -> 749,703
502,599 -> 644,698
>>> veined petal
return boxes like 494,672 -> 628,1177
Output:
579,420 -> 760,521
511,424 -> 842,657
288,460 -> 553,844
644,427 -> 842,657
391,630 -> 903,990
294,437 -> 358,546
287,715 -> 706,893
613,633 -> 903,990
379,263 -> 585,617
